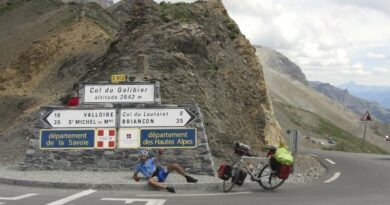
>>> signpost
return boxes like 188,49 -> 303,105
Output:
43,109 -> 116,128
82,84 -> 156,104
361,111 -> 372,149
140,128 -> 197,148
119,108 -> 195,127
111,74 -> 126,83
95,128 -> 116,149
118,128 -> 140,149
37,81 -> 198,150
40,129 -> 95,149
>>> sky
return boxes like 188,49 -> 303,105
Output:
113,0 -> 390,86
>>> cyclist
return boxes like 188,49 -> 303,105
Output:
133,149 -> 198,193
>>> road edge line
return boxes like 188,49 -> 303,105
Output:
323,172 -> 341,183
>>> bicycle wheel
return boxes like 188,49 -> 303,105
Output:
257,164 -> 285,190
222,163 -> 240,192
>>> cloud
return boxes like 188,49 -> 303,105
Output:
111,0 -> 390,85
367,52 -> 387,59
223,0 -> 390,85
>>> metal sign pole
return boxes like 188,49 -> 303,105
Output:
287,129 -> 298,173
362,122 -> 367,149
293,130 -> 298,173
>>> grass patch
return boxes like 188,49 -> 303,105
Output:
371,124 -> 382,136
274,101 -> 387,154
207,59 -> 218,71
224,19 -> 240,40
159,2 -> 193,23
317,118 -> 387,154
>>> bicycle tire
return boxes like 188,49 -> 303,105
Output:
257,164 -> 285,190
222,164 -> 240,192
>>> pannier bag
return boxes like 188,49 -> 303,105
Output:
269,157 -> 280,171
233,170 -> 247,186
218,164 -> 232,180
277,164 -> 292,180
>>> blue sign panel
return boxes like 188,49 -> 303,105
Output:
40,129 -> 95,149
140,128 -> 197,148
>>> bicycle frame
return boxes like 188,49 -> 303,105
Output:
232,155 -> 268,181
222,145 -> 285,192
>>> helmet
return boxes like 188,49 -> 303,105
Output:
138,149 -> 149,157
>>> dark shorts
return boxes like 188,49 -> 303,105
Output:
152,166 -> 169,182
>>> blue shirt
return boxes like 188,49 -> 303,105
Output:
135,158 -> 157,178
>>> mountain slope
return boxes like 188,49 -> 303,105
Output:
257,48 -> 389,153
85,0 -> 285,158
0,0 -> 119,164
256,47 -> 308,85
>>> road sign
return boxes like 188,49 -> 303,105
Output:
119,108 -> 196,127
361,111 -> 372,121
40,129 -> 95,149
82,84 -> 155,104
111,74 -> 126,83
118,128 -> 140,148
140,128 -> 197,148
43,109 -> 116,128
95,128 -> 116,149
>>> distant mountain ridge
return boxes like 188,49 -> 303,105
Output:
338,82 -> 390,109
310,82 -> 390,123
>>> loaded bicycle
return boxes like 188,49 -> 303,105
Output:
218,142 -> 292,192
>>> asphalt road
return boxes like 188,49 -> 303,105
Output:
0,149 -> 389,205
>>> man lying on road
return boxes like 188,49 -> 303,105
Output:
133,149 -> 198,193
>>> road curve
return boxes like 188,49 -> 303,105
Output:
158,149 -> 390,205
0,149 -> 389,205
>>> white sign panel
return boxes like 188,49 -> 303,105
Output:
43,109 -> 116,128
83,84 -> 155,104
95,128 -> 116,149
120,108 -> 195,127
118,128 -> 140,149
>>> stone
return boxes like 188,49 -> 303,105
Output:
110,160 -> 122,169
96,159 -> 110,168
137,54 -> 149,74
83,157 -> 96,164
28,139 -> 39,148
54,159 -> 71,170
25,149 -> 36,156
104,151 -> 114,157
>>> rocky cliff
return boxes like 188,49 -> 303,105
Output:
0,0 -> 285,164
0,0 -> 119,164
85,0 -> 285,158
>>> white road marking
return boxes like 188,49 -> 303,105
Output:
101,198 -> 166,205
325,159 -> 336,165
46,189 -> 96,205
309,154 -> 318,157
137,191 -> 253,197
324,172 -> 341,183
0,193 -> 38,200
